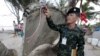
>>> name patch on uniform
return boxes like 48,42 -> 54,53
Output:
61,37 -> 67,45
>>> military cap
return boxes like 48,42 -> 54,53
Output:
67,7 -> 80,15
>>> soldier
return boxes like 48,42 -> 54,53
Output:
43,7 -> 85,56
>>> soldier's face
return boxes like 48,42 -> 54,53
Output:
65,13 -> 79,24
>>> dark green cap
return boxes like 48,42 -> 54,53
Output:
67,7 -> 80,15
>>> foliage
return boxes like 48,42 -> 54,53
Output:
6,0 -> 39,8
95,22 -> 100,27
82,2 -> 94,19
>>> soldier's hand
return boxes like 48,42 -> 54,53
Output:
42,6 -> 51,18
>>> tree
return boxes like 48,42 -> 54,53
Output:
4,0 -> 22,24
91,0 -> 100,6
69,0 -> 79,7
5,0 -> 39,9
4,0 -> 39,24
82,2 -> 94,19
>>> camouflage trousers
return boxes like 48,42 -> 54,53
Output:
57,44 -> 71,56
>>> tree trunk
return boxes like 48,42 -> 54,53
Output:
17,16 -> 20,24
69,0 -> 77,7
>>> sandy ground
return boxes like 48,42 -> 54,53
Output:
85,43 -> 100,56
0,32 -> 23,56
0,32 -> 100,56
28,35 -> 100,56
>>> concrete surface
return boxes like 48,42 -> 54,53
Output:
0,32 -> 23,56
0,32 -> 100,56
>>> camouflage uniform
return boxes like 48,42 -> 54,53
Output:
46,17 -> 85,56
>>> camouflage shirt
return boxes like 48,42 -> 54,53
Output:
46,17 -> 85,56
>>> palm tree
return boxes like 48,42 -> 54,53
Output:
81,2 -> 94,19
91,0 -> 100,6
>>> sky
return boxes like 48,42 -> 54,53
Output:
0,0 -> 15,26
0,0 -> 100,30
0,0 -> 23,30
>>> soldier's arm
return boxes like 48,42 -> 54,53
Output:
43,6 -> 61,31
46,16 -> 61,31
77,32 -> 85,56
